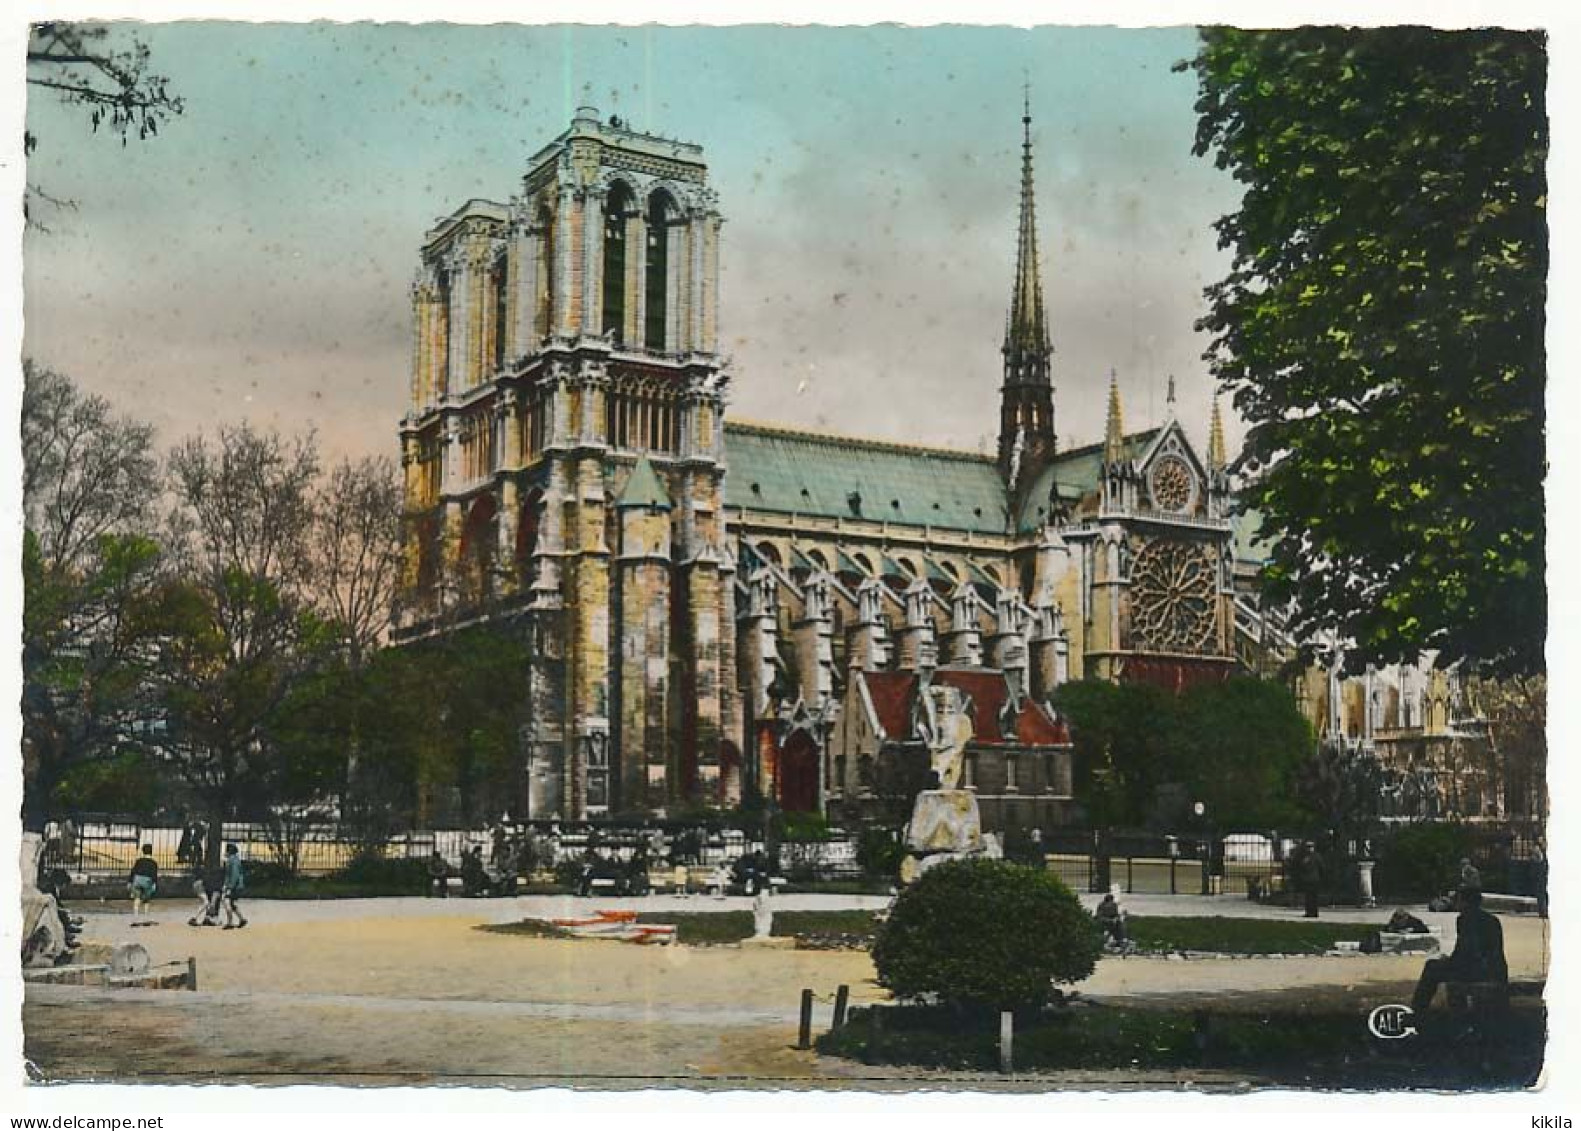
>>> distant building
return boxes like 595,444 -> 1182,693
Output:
393,105 -> 1270,831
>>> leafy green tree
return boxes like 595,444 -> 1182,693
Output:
872,859 -> 1102,1014
1173,676 -> 1314,829
347,625 -> 532,830
1052,679 -> 1176,826
1180,28 -> 1546,675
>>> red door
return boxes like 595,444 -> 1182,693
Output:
778,731 -> 820,814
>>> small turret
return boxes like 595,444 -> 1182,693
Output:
1208,395 -> 1228,472
1103,369 -> 1125,465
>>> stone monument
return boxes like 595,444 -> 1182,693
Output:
898,684 -> 1002,883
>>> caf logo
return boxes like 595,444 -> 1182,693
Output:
1367,1004 -> 1417,1040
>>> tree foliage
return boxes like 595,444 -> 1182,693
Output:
1051,679 -> 1181,826
1173,676 -> 1315,828
20,363 -> 167,825
152,425 -> 331,863
1054,676 -> 1314,829
872,859 -> 1102,1013
1181,28 -> 1547,675
1466,673 -> 1546,818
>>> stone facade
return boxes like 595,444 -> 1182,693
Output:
396,106 -> 1249,830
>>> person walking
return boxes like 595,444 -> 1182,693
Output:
127,843 -> 159,926
220,843 -> 248,929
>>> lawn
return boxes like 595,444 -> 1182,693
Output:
1125,916 -> 1378,955
481,911 -> 1376,952
482,909 -> 881,946
818,1000 -> 1546,1088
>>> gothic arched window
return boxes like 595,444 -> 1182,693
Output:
603,182 -> 635,342
436,268 -> 452,397
645,190 -> 677,350
491,255 -> 508,372
535,201 -> 555,341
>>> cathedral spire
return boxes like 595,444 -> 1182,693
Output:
998,92 -> 1056,483
1208,395 -> 1227,472
1006,88 -> 1049,357
1104,369 -> 1125,465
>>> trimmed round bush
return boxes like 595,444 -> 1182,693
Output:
871,858 -> 1103,1013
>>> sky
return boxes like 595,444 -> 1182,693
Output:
23,23 -> 1246,464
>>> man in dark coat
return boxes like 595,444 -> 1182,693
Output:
1290,840 -> 1324,918
1412,887 -> 1509,1010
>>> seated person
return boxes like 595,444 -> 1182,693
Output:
128,843 -> 160,925
1095,892 -> 1127,946
460,846 -> 488,897
1386,907 -> 1430,934
1412,887 -> 1508,1010
427,850 -> 450,898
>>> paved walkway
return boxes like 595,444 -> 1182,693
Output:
32,892 -> 1549,1086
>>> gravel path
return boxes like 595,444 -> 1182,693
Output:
29,895 -> 1547,1086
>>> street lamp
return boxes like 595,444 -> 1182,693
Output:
1193,801 -> 1211,896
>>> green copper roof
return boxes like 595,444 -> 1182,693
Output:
615,454 -> 672,509
1015,429 -> 1160,531
724,421 -> 1011,535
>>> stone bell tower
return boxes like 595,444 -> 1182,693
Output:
398,106 -> 739,820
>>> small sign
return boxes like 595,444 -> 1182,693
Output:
1367,1004 -> 1417,1040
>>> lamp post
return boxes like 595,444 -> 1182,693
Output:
1194,801 -> 1211,896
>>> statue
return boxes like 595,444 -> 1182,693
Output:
899,682 -> 992,883
919,683 -> 973,790
751,890 -> 773,940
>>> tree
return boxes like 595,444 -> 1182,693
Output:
1173,676 -> 1314,829
871,859 -> 1102,1015
26,23 -> 184,225
20,362 -> 167,825
1051,679 -> 1176,826
302,456 -> 404,802
1293,739 -> 1384,841
1180,29 -> 1546,675
1466,673 -> 1546,819
308,456 -> 404,670
153,425 -> 329,866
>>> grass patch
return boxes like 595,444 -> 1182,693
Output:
1125,916 -> 1376,955
477,909 -> 883,947
818,1002 -> 1546,1087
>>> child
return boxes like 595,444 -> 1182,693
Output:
127,844 -> 159,926
221,842 -> 248,929
189,863 -> 223,927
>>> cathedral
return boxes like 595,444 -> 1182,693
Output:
394,104 -> 1266,830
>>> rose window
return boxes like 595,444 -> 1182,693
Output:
1149,456 -> 1194,512
1129,539 -> 1217,653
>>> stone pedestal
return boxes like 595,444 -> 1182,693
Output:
1357,860 -> 1377,907
906,790 -> 984,854
900,789 -> 995,883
